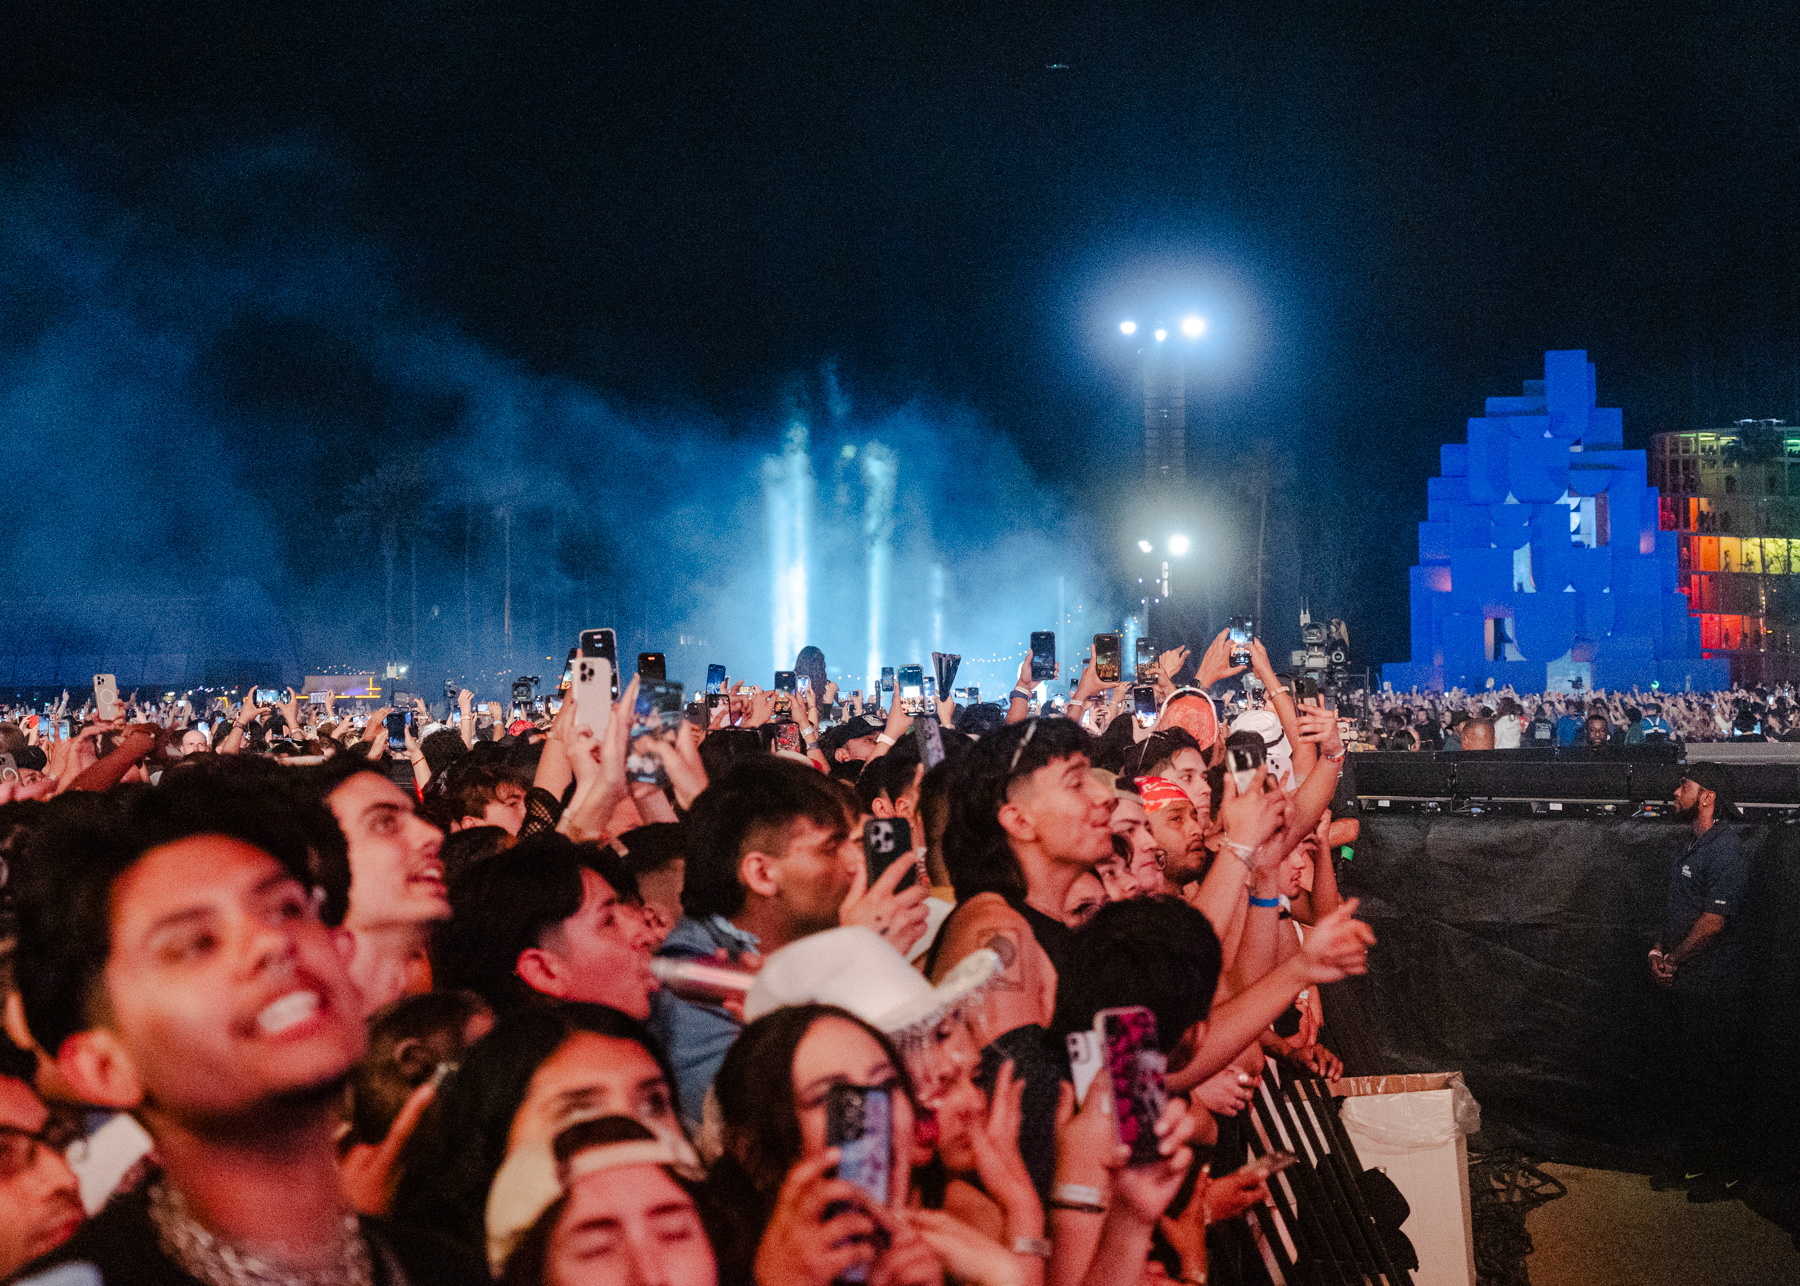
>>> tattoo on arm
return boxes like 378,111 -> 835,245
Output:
981,929 -> 1024,992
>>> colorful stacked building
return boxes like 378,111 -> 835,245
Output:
1650,421 -> 1800,685
1383,351 -> 1729,694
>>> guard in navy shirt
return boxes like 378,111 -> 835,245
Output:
1649,762 -> 1751,1201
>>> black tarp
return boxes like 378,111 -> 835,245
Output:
1334,814 -> 1800,1178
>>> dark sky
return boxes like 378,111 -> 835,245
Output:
7,0 -> 1800,664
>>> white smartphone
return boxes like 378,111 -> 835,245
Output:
93,674 -> 120,721
572,629 -> 617,738
1066,1029 -> 1103,1106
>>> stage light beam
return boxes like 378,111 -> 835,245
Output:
1153,328 -> 1167,342
1120,320 -> 1137,335
1180,315 -> 1206,339
1137,539 -> 1153,553
1168,534 -> 1191,556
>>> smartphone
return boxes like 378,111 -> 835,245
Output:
1227,744 -> 1263,795
0,753 -> 18,784
1134,636 -> 1158,681
561,647 -> 577,691
1029,631 -> 1057,682
705,663 -> 727,696
1229,617 -> 1254,668
824,1083 -> 893,1209
256,688 -> 282,706
862,817 -> 918,891
898,665 -> 924,714
967,686 -> 979,704
637,652 -> 667,682
1098,1006 -> 1168,1167
1093,633 -> 1123,684
93,674 -> 120,721
1067,1029 -> 1103,1106
773,670 -> 797,693
773,720 -> 804,754
573,629 -> 618,736
1293,674 -> 1318,701
1132,684 -> 1158,728
637,679 -> 685,731
1241,1150 -> 1301,1181
384,711 -> 408,751
880,666 -> 895,695
933,652 -> 961,693
914,711 -> 945,769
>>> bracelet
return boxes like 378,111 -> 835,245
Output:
1053,1183 -> 1103,1205
1322,747 -> 1346,763
1050,1199 -> 1108,1215
1011,1236 -> 1052,1258
875,733 -> 897,747
1223,839 -> 1257,867
1010,689 -> 1033,704
1249,893 -> 1280,908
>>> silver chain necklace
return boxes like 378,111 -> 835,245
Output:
149,1180 -> 375,1286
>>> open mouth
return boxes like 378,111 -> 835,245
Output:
408,862 -> 447,892
257,989 -> 322,1035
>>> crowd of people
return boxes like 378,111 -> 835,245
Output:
1361,685 -> 1800,751
0,626 -> 1387,1286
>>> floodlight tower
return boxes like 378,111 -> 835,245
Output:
1119,315 -> 1206,484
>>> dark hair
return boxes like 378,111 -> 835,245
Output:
419,728 -> 469,780
696,728 -> 766,783
1049,897 -> 1223,1056
347,989 -> 493,1145
954,703 -> 1009,738
424,757 -> 529,830
1088,710 -> 1139,772
941,717 -> 1094,901
0,1030 -> 37,1084
855,747 -> 923,816
682,757 -> 855,920
392,1001 -> 679,1254
436,832 -> 639,1014
616,822 -> 686,877
1117,727 -> 1201,781
12,775 -> 335,1054
439,825 -> 513,887
702,1005 -> 918,1285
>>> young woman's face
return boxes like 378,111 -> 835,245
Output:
509,1033 -> 683,1158
547,1163 -> 717,1286
790,1016 -> 915,1206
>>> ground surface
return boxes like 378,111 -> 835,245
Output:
1525,1164 -> 1800,1286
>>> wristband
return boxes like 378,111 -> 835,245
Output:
1011,1236 -> 1052,1258
1050,1199 -> 1108,1215
1010,689 -> 1033,704
875,733 -> 897,747
1322,747 -> 1346,763
1223,839 -> 1257,867
1249,893 -> 1280,908
1053,1183 -> 1103,1206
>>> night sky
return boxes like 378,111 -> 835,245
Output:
7,0 -> 1800,673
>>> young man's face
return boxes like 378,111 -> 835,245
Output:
834,735 -> 881,764
530,868 -> 661,1020
0,1075 -> 83,1276
1006,753 -> 1113,869
454,782 -> 528,836
80,835 -> 367,1124
329,772 -> 449,928
748,816 -> 859,939
1145,798 -> 1210,885
1163,748 -> 1212,815
1107,795 -> 1165,896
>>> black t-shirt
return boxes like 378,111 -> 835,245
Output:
1662,824 -> 1750,994
15,1184 -> 488,1286
1008,897 -> 1078,977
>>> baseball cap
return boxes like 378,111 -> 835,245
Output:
1680,761 -> 1740,817
816,712 -> 886,758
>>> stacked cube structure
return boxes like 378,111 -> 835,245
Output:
1383,351 -> 1729,693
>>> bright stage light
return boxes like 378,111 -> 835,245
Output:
1154,328 -> 1167,342
1120,320 -> 1137,335
1137,539 -> 1153,553
1180,315 -> 1205,339
1168,534 -> 1191,556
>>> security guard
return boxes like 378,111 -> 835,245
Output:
1649,761 -> 1751,1202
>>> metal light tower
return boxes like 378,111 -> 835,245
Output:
1120,316 -> 1205,484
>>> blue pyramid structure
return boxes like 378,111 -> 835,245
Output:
1383,351 -> 1728,693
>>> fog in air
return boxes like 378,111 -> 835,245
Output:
0,139 -> 1114,697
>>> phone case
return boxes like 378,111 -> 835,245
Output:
572,633 -> 615,738
825,1084 -> 892,1208
863,818 -> 917,889
1066,1030 -> 1102,1105
1099,1007 -> 1168,1167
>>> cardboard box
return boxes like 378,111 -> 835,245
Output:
1331,1071 -> 1478,1286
